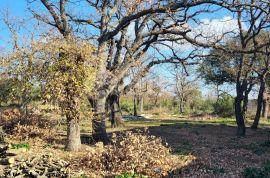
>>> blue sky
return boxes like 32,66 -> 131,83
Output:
0,0 -> 30,50
0,1 -> 253,98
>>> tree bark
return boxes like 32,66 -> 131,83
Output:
262,98 -> 269,119
109,91 -> 124,128
262,88 -> 269,120
252,76 -> 265,129
179,95 -> 184,114
139,96 -> 144,113
91,97 -> 110,144
235,85 -> 246,136
66,113 -> 81,151
133,95 -> 137,116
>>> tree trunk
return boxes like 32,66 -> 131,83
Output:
92,97 -> 110,144
262,88 -> 269,120
252,77 -> 265,129
262,99 -> 269,119
235,86 -> 246,136
133,95 -> 137,116
179,95 -> 184,114
66,113 -> 81,151
109,91 -> 124,128
139,96 -> 144,113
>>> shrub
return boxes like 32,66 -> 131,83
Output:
214,94 -> 234,117
199,99 -> 215,113
120,100 -> 134,114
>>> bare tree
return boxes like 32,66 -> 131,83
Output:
171,66 -> 198,114
183,0 -> 270,136
27,0 -> 270,147
29,0 -> 221,144
251,33 -> 270,129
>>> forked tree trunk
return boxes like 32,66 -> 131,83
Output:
91,97 -> 110,144
252,76 -> 265,129
235,79 -> 253,136
66,113 -> 81,151
109,92 -> 124,128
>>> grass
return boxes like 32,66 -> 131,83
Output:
73,116 -> 270,134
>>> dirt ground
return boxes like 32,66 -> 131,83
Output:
1,116 -> 270,178
147,123 -> 270,178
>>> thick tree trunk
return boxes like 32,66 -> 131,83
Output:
92,97 -> 110,144
235,97 -> 246,136
109,91 -> 124,128
252,77 -> 265,129
66,114 -> 81,151
235,87 -> 246,136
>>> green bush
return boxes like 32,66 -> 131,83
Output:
120,100 -> 134,114
11,143 -> 30,150
214,94 -> 234,117
199,98 -> 214,113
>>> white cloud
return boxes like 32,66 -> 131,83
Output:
191,16 -> 241,43
157,16 -> 243,56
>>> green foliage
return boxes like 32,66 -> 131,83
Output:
115,172 -> 148,178
198,48 -> 235,86
244,161 -> 270,178
214,94 -> 234,117
0,77 -> 40,108
11,143 -> 30,150
120,99 -> 134,114
198,98 -> 215,113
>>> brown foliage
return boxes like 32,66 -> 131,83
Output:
70,131 -> 194,177
0,108 -> 57,142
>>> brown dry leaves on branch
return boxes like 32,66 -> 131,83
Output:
70,131 -> 196,177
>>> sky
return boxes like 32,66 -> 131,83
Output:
0,0 -> 257,99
